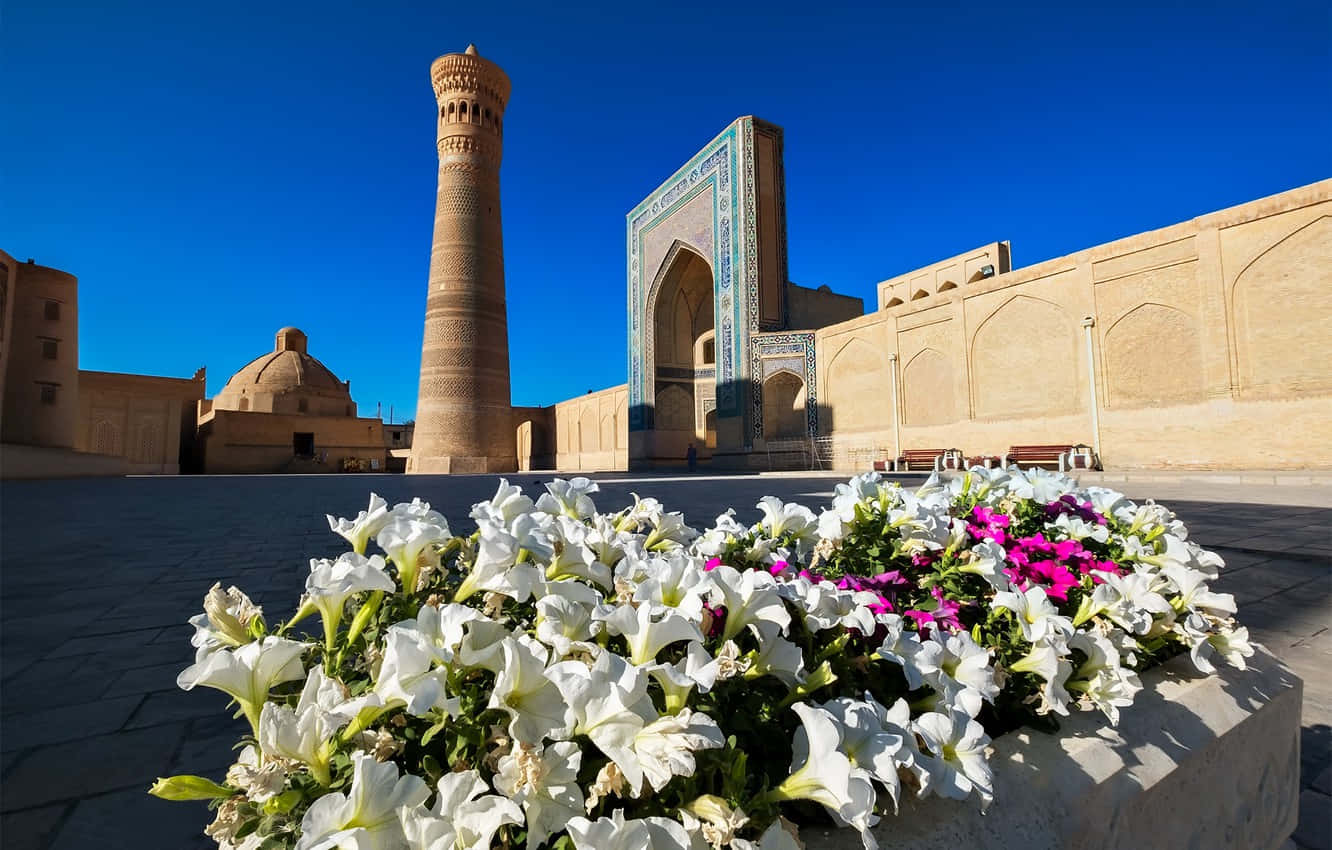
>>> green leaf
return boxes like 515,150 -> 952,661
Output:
421,716 -> 450,747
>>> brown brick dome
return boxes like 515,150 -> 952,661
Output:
212,328 -> 358,417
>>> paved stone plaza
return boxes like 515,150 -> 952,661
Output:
1,472 -> 1328,849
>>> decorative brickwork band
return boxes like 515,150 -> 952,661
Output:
410,45 -> 516,474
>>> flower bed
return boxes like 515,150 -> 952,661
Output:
153,467 -> 1260,850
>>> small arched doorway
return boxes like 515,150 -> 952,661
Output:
762,371 -> 807,441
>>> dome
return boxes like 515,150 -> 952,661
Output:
212,328 -> 358,417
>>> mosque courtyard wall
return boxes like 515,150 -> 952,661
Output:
813,179 -> 1332,470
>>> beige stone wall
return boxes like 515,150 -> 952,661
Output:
785,282 -> 863,330
815,180 -> 1332,470
510,405 -> 554,471
548,384 -> 628,472
76,369 -> 206,474
0,258 -> 79,449
878,242 -> 1012,308
198,408 -> 386,474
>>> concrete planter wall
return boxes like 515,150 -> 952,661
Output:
806,646 -> 1302,850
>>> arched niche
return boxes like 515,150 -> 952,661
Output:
902,348 -> 955,426
762,370 -> 807,440
1104,303 -> 1203,407
970,295 -> 1078,419
649,245 -> 714,431
1230,215 -> 1332,397
825,337 -> 886,432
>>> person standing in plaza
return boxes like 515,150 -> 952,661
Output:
686,442 -> 697,473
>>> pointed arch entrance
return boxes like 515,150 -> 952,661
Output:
648,244 -> 714,462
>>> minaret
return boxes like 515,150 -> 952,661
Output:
410,44 -> 516,474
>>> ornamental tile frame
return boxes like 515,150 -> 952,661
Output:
751,331 -> 818,439
626,116 -> 788,450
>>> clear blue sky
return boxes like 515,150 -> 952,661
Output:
3,0 -> 1328,419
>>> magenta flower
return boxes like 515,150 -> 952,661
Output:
1026,561 -> 1080,602
704,556 -> 722,571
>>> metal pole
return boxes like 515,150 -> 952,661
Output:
888,353 -> 901,470
1080,317 -> 1101,462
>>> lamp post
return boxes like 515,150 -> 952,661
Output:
1080,317 -> 1102,463
888,353 -> 901,470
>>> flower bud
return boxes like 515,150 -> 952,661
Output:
148,774 -> 232,801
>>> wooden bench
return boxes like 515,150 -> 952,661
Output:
894,448 -> 964,472
1003,444 -> 1093,472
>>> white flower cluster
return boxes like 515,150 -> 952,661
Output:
155,467 -> 1253,850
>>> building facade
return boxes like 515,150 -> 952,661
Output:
0,252 -> 79,449
196,327 -> 386,474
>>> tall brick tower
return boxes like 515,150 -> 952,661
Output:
410,44 -> 516,474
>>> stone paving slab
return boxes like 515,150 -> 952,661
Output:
1,473 -> 1327,849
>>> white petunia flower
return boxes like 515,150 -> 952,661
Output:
326,493 -> 393,555
643,509 -> 699,552
389,496 -> 448,526
707,565 -> 792,642
189,582 -> 263,662
742,621 -> 807,686
1066,632 -> 1141,725
296,752 -> 430,850
794,579 -> 879,635
545,651 -> 658,791
454,519 -> 543,603
259,666 -> 380,781
391,602 -> 487,666
756,496 -> 819,544
470,478 -> 535,526
566,809 -> 703,850
177,636 -> 308,733
1191,622 -> 1255,673
631,708 -> 724,794
680,795 -> 749,850
537,477 -> 600,520
955,540 -> 1011,591
693,509 -> 747,557
873,614 -> 927,689
913,709 -> 994,810
915,630 -> 998,705
632,550 -> 711,622
1050,511 -> 1110,543
991,585 -> 1074,644
1088,571 -> 1175,635
535,580 -> 603,658
304,553 -> 396,644
647,641 -> 721,712
793,694 -> 909,813
1161,563 -> 1236,619
373,627 -> 455,717
602,601 -> 704,666
546,515 -> 612,588
376,516 -> 451,594
495,741 -> 584,850
1008,637 -> 1073,716
488,635 -> 573,743
225,744 -> 287,803
585,514 -> 641,572
398,769 -> 524,850
770,703 -> 875,848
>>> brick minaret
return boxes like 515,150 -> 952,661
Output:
410,44 -> 516,474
